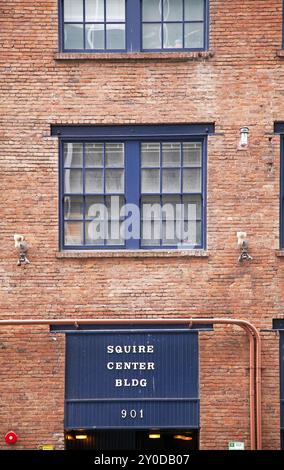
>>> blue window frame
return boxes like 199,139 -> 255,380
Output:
53,124 -> 213,250
59,0 -> 209,52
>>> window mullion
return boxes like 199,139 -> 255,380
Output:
126,0 -> 141,52
125,141 -> 140,249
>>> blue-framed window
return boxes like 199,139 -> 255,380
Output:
54,124 -> 212,250
60,0 -> 208,52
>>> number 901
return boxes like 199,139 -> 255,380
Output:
121,409 -> 144,419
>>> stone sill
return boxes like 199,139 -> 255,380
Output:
56,250 -> 209,259
54,51 -> 214,62
276,50 -> 284,58
275,250 -> 284,257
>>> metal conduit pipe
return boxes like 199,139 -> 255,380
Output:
0,317 -> 261,450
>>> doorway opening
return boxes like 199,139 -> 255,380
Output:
65,429 -> 199,451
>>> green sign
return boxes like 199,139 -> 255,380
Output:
228,441 -> 245,451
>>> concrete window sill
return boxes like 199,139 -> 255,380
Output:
275,250 -> 284,257
276,50 -> 284,58
54,51 -> 214,62
56,250 -> 209,259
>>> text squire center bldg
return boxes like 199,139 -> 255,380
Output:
1,0 -> 284,451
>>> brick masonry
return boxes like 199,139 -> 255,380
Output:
0,0 -> 283,450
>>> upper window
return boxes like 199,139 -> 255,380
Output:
54,124 -> 212,250
60,0 -> 208,52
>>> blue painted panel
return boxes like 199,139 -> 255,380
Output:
281,138 -> 284,249
281,333 -> 284,429
65,330 -> 199,429
65,399 -> 199,429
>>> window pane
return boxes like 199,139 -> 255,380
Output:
141,169 -> 160,193
85,220 -> 106,244
105,169 -> 124,193
183,195 -> 202,219
64,143 -> 83,167
86,0 -> 104,21
141,143 -> 160,167
185,23 -> 204,49
142,24 -> 162,49
85,143 -> 104,167
163,23 -> 183,49
142,0 -> 162,21
85,196 -> 105,219
141,196 -> 161,220
106,0 -> 125,21
106,24 -> 125,49
183,143 -> 202,167
64,24 -> 84,50
85,24 -> 105,49
162,169 -> 181,193
162,143 -> 181,167
163,0 -> 182,21
64,0 -> 83,21
183,168 -> 201,192
65,221 -> 84,245
65,169 -> 83,193
178,220 -> 201,245
105,143 -> 124,167
162,220 -> 179,245
162,195 -> 182,220
85,169 -> 104,193
64,196 -> 84,219
106,221 -> 124,245
141,221 -> 161,246
185,0 -> 204,21
105,195 -> 124,219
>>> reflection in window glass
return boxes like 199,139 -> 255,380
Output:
106,0 -> 125,21
64,0 -> 83,21
106,24 -> 126,50
142,0 -> 206,51
185,23 -> 204,49
64,24 -> 84,50
142,0 -> 162,21
63,0 -> 126,51
85,24 -> 105,50
85,0 -> 105,22
142,24 -> 162,50
62,137 -> 204,249
185,0 -> 204,21
164,0 -> 183,21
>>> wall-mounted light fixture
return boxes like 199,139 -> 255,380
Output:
75,434 -> 88,440
173,435 -> 193,441
148,433 -> 161,439
237,232 -> 252,262
14,234 -> 30,266
240,127 -> 249,147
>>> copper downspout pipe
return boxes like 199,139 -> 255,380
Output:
0,317 -> 261,450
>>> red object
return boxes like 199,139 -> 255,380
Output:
5,431 -> 18,445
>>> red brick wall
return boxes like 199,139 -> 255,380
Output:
0,0 -> 283,449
